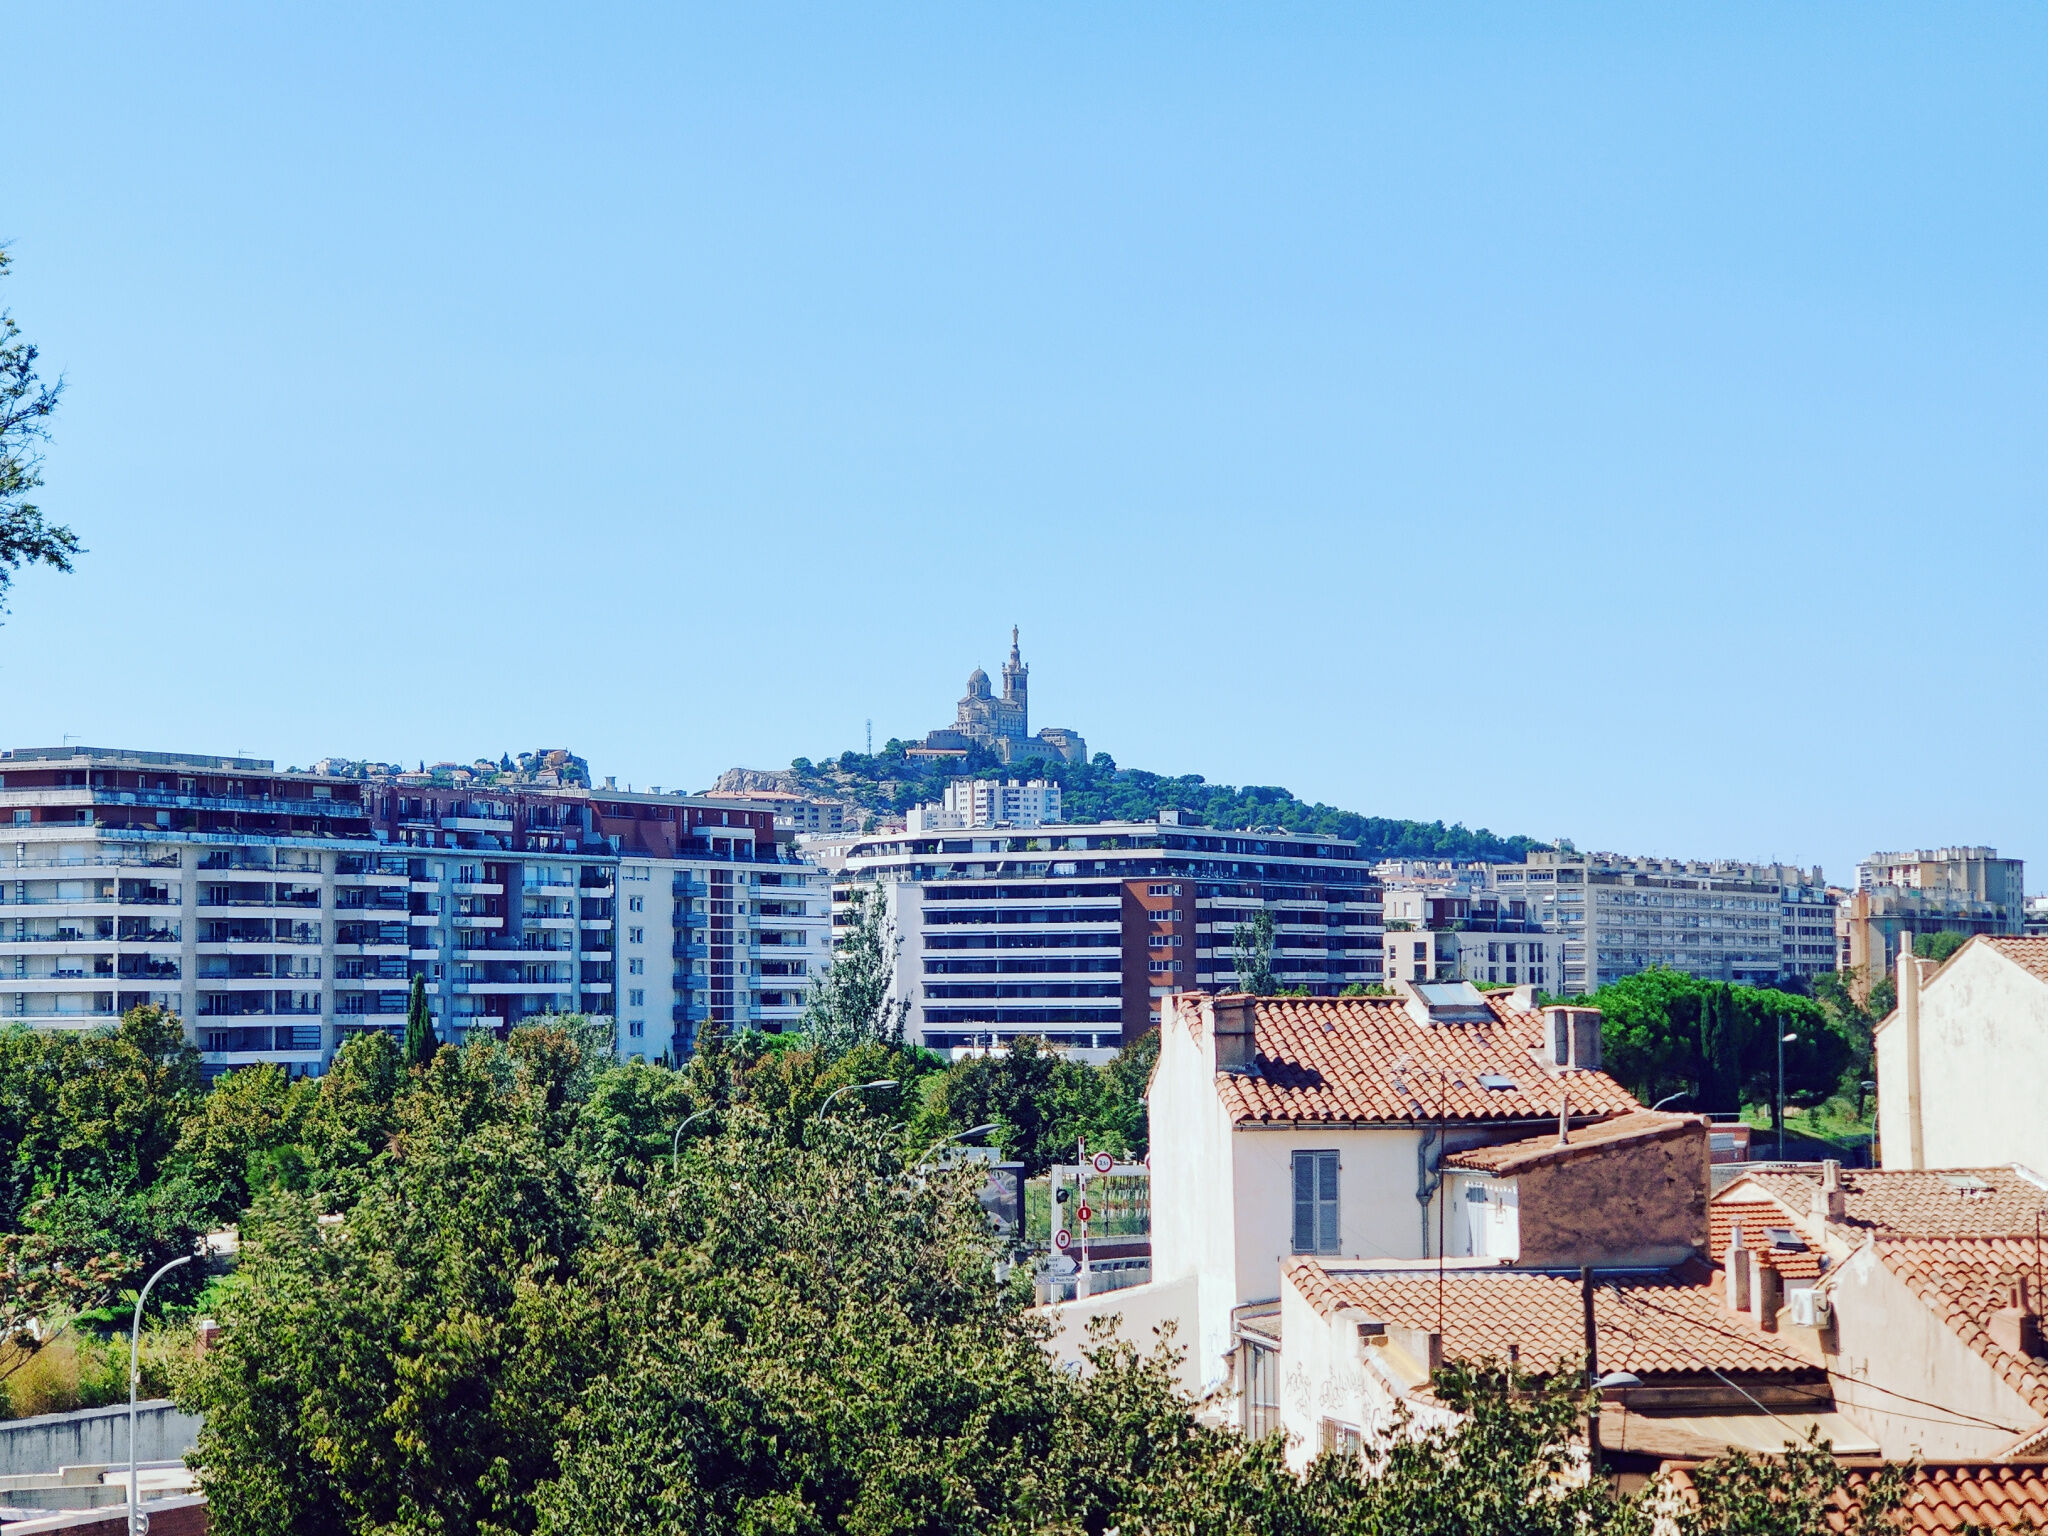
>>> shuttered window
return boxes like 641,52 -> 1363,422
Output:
1292,1150 -> 1340,1255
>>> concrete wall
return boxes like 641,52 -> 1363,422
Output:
1513,1123 -> 1709,1269
1229,1127 -> 1429,1293
1036,1275 -> 1202,1397
3,1492 -> 208,1535
1276,1273 -> 1453,1473
1825,1242 -> 2038,1459
1877,942 -> 2048,1172
0,1402 -> 201,1478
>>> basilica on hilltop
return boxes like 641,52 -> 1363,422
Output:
915,629 -> 1088,765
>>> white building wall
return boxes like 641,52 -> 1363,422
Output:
1877,942 -> 2048,1173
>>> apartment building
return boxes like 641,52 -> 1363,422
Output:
834,810 -> 1382,1062
1379,881 -> 1563,989
906,777 -> 1062,832
1486,851 -> 1790,993
566,788 -> 829,1054
0,746 -> 828,1075
1841,846 -> 2026,984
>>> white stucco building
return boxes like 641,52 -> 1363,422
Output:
1876,936 -> 2048,1174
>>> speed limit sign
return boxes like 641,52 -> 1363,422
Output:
1053,1228 -> 1072,1251
1092,1151 -> 1115,1174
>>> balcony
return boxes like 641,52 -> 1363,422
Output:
116,788 -> 367,819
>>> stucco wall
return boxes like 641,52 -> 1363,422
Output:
1230,1127 -> 1429,1292
1147,999 -> 1240,1388
1825,1242 -> 2038,1459
1513,1123 -> 1709,1268
1036,1275 -> 1202,1397
1276,1275 -> 1453,1473
1878,944 -> 2048,1172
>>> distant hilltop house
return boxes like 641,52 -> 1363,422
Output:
913,628 -> 1087,765
312,749 -> 592,789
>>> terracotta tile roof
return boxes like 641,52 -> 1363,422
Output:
1213,994 -> 1641,1127
1447,1110 -> 1701,1174
1285,1259 -> 1818,1380
1981,936 -> 2048,986
1875,1239 -> 2048,1417
1661,1464 -> 2048,1534
1708,1200 -> 1824,1280
1737,1168 -> 2048,1240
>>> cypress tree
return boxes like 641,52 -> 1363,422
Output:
402,972 -> 439,1068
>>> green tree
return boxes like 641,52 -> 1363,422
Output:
799,884 -> 909,1057
1913,930 -> 1971,964
175,1062 -> 312,1221
0,249 -> 78,615
401,974 -> 439,1068
1232,909 -> 1276,995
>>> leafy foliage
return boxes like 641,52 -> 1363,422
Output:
799,883 -> 910,1057
1579,971 -> 1854,1121
0,248 -> 78,614
401,973 -> 440,1068
788,745 -> 1550,862
1912,930 -> 1972,964
1233,908 -> 1277,995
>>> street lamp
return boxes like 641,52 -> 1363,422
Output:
671,1106 -> 715,1172
815,1079 -> 899,1120
919,1121 -> 1000,1169
128,1251 -> 194,1535
1650,1091 -> 1689,1112
1777,1032 -> 1799,1160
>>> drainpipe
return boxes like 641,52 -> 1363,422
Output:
1897,940 -> 1924,1170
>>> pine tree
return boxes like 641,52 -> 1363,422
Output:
1232,910 -> 1276,995
402,973 -> 439,1068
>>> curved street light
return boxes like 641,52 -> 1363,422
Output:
671,1106 -> 715,1173
1650,1091 -> 1689,1112
919,1121 -> 1001,1170
1777,1032 -> 1799,1159
128,1251 -> 194,1534
815,1079 -> 899,1121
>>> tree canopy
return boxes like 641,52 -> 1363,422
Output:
0,248 -> 78,615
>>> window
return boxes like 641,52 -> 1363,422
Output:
1292,1150 -> 1340,1255
628,957 -> 645,975
628,927 -> 644,944
628,988 -> 646,1007
1319,1418 -> 1364,1462
628,895 -> 644,913
628,1018 -> 645,1038
1147,884 -> 1181,897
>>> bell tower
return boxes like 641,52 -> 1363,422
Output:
1001,625 -> 1029,726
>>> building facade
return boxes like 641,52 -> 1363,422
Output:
0,746 -> 827,1076
833,811 -> 1382,1061
1841,847 -> 2026,986
907,777 -> 1062,832
1485,852 -> 1805,993
1379,882 -> 1563,989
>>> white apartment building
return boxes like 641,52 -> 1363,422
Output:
1486,852 -> 1790,993
834,813 -> 1381,1063
906,777 -> 1062,832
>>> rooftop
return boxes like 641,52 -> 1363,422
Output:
1445,1110 -> 1702,1174
1873,1238 -> 2048,1418
1728,1166 -> 2048,1240
1660,1464 -> 2048,1535
1209,993 -> 1640,1127
1285,1258 -> 1816,1381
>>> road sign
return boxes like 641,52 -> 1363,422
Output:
1053,1228 -> 1072,1251
1092,1151 -> 1115,1174
1076,1205 -> 1093,1223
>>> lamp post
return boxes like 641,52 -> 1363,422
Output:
919,1121 -> 1000,1170
128,1253 -> 194,1535
1777,1032 -> 1799,1159
1650,1091 -> 1689,1112
815,1079 -> 899,1120
671,1106 -> 714,1173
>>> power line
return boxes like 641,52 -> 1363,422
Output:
1610,1285 -> 2032,1438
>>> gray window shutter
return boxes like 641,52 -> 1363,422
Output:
1317,1151 -> 1340,1253
1292,1153 -> 1316,1253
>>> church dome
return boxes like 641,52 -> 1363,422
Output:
966,667 -> 992,697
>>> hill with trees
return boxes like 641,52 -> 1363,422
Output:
744,743 -> 1551,863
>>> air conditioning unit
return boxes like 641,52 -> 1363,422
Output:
1785,1288 -> 1831,1329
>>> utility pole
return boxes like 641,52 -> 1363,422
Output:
1581,1264 -> 1600,1476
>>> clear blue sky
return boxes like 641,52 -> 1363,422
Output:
5,5 -> 2043,887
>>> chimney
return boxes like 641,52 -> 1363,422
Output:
1898,941 -> 1926,1169
1726,1222 -> 1752,1313
1813,1160 -> 1847,1221
1387,1322 -> 1443,1376
1543,1006 -> 1604,1071
1212,995 -> 1258,1076
1988,1277 -> 2045,1359
1750,1251 -> 1782,1333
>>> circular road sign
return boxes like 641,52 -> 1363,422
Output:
1076,1205 -> 1093,1223
1053,1228 -> 1072,1251
1092,1151 -> 1115,1174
